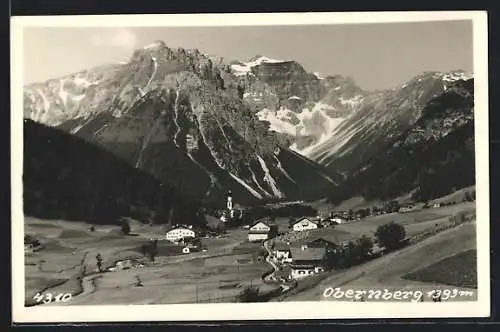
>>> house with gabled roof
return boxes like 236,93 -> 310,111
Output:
165,224 -> 196,243
289,245 -> 327,279
248,220 -> 278,242
329,213 -> 347,224
292,217 -> 319,232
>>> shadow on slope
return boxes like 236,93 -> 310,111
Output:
23,119 -> 204,226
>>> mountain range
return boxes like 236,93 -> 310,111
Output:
22,40 -> 475,223
23,41 -> 339,211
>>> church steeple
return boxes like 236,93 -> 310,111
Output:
226,190 -> 233,211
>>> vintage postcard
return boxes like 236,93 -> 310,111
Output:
11,11 -> 490,323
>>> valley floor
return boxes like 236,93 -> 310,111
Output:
281,218 -> 477,302
24,218 -> 276,306
23,201 -> 477,305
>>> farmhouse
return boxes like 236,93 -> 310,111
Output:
292,217 -> 319,232
272,241 -> 292,263
289,245 -> 327,279
399,205 -> 415,213
306,237 -> 336,251
248,220 -> 278,242
329,214 -> 347,224
165,225 -> 196,243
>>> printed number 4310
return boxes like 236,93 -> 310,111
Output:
33,292 -> 72,304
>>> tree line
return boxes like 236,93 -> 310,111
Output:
324,222 -> 407,270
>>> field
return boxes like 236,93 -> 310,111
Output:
272,201 -> 476,246
24,217 -> 277,306
402,249 -> 477,289
24,200 -> 477,305
308,186 -> 476,212
282,220 -> 477,302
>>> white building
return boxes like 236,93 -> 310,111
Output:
165,225 -> 196,243
289,246 -> 326,280
272,241 -> 292,263
248,220 -> 277,242
292,217 -> 319,232
330,215 -> 347,224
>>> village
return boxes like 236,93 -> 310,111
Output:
132,191 -> 363,283
117,189 -> 474,287
24,186 -> 477,305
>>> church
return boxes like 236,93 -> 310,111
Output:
219,190 -> 242,223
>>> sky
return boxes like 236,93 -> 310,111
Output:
22,20 -> 473,91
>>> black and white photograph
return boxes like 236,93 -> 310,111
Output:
11,11 -> 490,322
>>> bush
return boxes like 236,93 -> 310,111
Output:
238,286 -> 260,302
383,200 -> 400,213
355,235 -> 374,261
326,235 -> 374,269
24,234 -> 40,247
374,222 -> 406,252
121,220 -> 131,235
463,191 -> 474,202
356,208 -> 371,219
148,240 -> 158,262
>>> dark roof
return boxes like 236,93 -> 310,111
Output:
290,247 -> 326,261
294,236 -> 335,247
273,241 -> 290,251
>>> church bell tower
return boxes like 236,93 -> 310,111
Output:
226,190 -> 235,219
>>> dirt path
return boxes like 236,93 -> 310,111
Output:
263,240 -> 292,292
263,240 -> 278,282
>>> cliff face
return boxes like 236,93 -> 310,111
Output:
234,56 -> 365,155
23,119 -> 204,225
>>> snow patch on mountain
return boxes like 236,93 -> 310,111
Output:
441,71 -> 473,82
314,72 -> 323,80
143,41 -> 164,50
339,95 -> 364,109
257,102 -> 347,141
257,155 -> 284,198
73,76 -> 98,88
249,169 -> 273,197
273,154 -> 297,184
229,173 -> 263,199
58,80 -> 69,107
172,90 -> 181,148
231,56 -> 286,76
257,108 -> 297,135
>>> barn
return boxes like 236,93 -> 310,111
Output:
292,217 -> 319,232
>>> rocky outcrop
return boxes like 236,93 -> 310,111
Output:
327,78 -> 475,203
233,56 -> 365,154
23,44 -> 339,206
